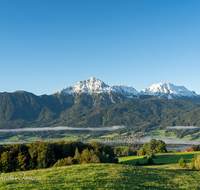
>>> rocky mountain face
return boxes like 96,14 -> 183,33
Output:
53,77 -> 200,104
0,77 -> 200,129
52,77 -> 138,107
53,77 -> 138,96
140,83 -> 199,101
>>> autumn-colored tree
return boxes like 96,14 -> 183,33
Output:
1,151 -> 13,172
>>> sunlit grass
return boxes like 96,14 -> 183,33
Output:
1,163 -> 200,189
118,151 -> 200,166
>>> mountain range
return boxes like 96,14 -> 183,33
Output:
0,77 -> 200,130
53,77 -> 199,101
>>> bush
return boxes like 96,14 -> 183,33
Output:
179,157 -> 186,168
147,157 -> 155,165
191,154 -> 200,170
114,158 -> 118,164
174,149 -> 180,153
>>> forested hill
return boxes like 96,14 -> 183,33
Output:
0,91 -> 200,130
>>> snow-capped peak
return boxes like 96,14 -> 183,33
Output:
53,78 -> 199,100
53,77 -> 138,98
74,77 -> 109,93
140,83 -> 198,98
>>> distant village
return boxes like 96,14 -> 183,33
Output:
99,131 -> 148,143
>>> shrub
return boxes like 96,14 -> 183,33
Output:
179,157 -> 186,168
191,155 -> 196,170
147,157 -> 155,165
191,154 -> 200,170
174,149 -> 180,153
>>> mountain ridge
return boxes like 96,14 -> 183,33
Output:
1,77 -> 198,101
0,77 -> 200,130
53,77 -> 200,101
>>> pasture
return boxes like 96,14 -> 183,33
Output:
1,152 -> 200,189
1,163 -> 200,190
118,151 -> 200,166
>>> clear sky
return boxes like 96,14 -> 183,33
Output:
0,0 -> 200,95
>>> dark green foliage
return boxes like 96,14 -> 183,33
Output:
114,147 -> 136,157
156,140 -> 167,153
28,141 -> 56,169
191,144 -> 200,151
0,151 -> 14,172
147,157 -> 155,165
0,144 -> 30,172
0,141 -> 115,172
137,139 -> 167,156
137,147 -> 146,156
179,157 -> 186,168
80,148 -> 100,164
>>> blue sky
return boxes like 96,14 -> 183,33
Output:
0,0 -> 200,95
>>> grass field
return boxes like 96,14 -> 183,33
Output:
1,152 -> 200,189
118,151 -> 200,166
1,163 -> 200,190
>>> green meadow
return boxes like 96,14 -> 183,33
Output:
118,151 -> 200,166
1,152 -> 200,189
1,163 -> 200,190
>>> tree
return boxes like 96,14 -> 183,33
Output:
80,148 -> 91,164
122,148 -> 131,156
89,150 -> 100,163
147,139 -> 157,154
74,147 -> 81,164
17,152 -> 27,171
28,141 -> 55,169
137,147 -> 146,156
53,156 -> 74,167
191,154 -> 200,170
100,151 -> 110,163
179,157 -> 186,168
138,139 -> 167,156
156,140 -> 167,153
1,151 -> 14,172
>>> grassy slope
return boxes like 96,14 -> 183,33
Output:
118,151 -> 200,166
1,152 -> 200,190
1,163 -> 200,190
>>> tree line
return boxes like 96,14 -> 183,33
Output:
0,141 -> 117,173
191,144 -> 200,151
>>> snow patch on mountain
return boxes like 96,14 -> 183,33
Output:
140,83 -> 198,98
111,84 -> 138,98
54,77 -> 138,98
53,78 -> 199,100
